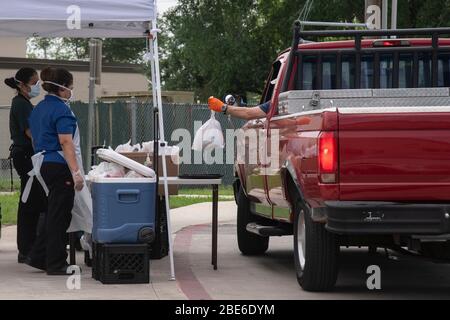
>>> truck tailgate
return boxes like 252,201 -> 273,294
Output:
338,109 -> 450,201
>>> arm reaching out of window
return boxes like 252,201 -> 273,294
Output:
208,96 -> 268,120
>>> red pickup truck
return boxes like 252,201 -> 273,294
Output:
233,25 -> 450,292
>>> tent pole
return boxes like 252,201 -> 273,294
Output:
150,5 -> 176,281
87,39 -> 96,172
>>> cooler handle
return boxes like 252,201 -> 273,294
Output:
116,190 -> 140,203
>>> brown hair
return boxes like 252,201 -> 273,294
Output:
41,67 -> 73,94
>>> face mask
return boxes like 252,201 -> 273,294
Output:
14,78 -> 40,98
43,81 -> 74,103
29,81 -> 41,98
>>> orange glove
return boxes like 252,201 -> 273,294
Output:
208,96 -> 225,113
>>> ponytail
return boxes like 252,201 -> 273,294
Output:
4,77 -> 19,90
4,67 -> 37,91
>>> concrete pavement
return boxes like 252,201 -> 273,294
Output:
2,201 -> 450,299
0,201 -> 237,300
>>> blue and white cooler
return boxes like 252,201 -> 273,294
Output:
91,177 -> 157,244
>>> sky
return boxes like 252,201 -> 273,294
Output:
157,0 -> 179,14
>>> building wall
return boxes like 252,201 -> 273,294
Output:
0,58 -> 149,160
0,38 -> 27,58
1,67 -> 149,106
0,107 -> 10,159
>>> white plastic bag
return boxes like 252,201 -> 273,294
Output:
124,170 -> 145,178
192,112 -> 225,151
115,140 -> 134,153
142,141 -> 181,164
87,162 -> 126,179
96,148 -> 156,178
131,143 -> 142,152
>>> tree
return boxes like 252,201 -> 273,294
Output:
159,0 -> 367,101
159,0 -> 266,100
28,38 -> 147,63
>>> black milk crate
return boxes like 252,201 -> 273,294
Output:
92,243 -> 150,284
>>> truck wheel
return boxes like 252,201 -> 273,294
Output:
237,187 -> 269,255
421,241 -> 450,261
293,200 -> 339,292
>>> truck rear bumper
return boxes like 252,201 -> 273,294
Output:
324,201 -> 450,235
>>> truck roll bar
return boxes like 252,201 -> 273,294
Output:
280,23 -> 450,92
281,21 -> 302,93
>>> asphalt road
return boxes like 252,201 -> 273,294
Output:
181,223 -> 450,300
1,201 -> 450,300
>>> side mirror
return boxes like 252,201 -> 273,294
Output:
224,94 -> 236,106
224,94 -> 247,107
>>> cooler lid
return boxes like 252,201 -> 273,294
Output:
96,148 -> 156,178
90,177 -> 156,184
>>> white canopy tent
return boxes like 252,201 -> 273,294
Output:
0,0 -> 176,280
0,0 -> 155,37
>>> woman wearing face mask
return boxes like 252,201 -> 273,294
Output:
26,67 -> 91,275
4,68 -> 47,264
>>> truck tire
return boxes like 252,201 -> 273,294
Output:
421,241 -> 450,261
237,187 -> 269,255
293,200 -> 339,292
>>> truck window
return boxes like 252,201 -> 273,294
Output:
438,53 -> 450,87
380,54 -> 394,88
341,55 -> 355,89
399,54 -> 414,88
297,48 -> 450,90
262,60 -> 282,103
322,55 -> 337,89
418,53 -> 432,87
360,55 -> 374,89
302,55 -> 317,90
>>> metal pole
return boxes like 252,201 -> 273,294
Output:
391,0 -> 398,30
88,39 -> 101,171
150,1 -> 176,281
382,0 -> 389,30
130,96 -> 137,145
300,21 -> 367,28
365,0 -> 382,30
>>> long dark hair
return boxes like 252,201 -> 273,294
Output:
41,67 -> 73,95
4,67 -> 37,91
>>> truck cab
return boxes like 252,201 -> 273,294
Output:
234,26 -> 450,292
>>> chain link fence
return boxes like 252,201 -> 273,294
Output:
1,101 -> 246,191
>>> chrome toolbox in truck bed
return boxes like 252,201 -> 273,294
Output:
278,88 -> 450,115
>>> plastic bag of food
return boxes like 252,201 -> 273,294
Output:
141,141 -> 154,154
192,112 -> 224,151
124,170 -> 145,178
115,140 -> 134,153
142,141 -> 180,164
131,143 -> 142,152
88,162 -> 126,179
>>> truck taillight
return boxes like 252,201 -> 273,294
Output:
318,131 -> 337,184
372,39 -> 410,47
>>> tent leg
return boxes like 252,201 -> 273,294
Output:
149,18 -> 175,281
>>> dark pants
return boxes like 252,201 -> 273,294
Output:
11,145 -> 47,256
28,163 -> 74,272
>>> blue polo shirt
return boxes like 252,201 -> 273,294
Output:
28,95 -> 77,164
259,101 -> 271,114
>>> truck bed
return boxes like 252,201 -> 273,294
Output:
279,88 -> 450,202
